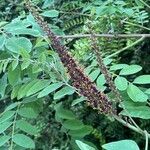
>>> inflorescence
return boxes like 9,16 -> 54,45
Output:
25,0 -> 115,115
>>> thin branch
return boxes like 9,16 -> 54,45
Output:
59,11 -> 91,17
58,34 -> 150,39
139,0 -> 150,9
113,115 -> 150,139
106,36 -> 145,58
123,21 -> 150,31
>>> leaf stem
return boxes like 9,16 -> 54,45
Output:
145,130 -> 149,150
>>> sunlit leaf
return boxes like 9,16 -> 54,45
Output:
38,82 -> 63,98
76,140 -> 95,150
133,75 -> 150,84
114,76 -> 128,91
119,65 -> 142,75
41,10 -> 59,17
102,140 -> 140,150
0,135 -> 10,147
127,83 -> 148,102
16,120 -> 38,135
12,134 -> 35,149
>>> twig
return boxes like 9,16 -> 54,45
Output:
113,115 -> 150,139
139,0 -> 150,9
59,11 -> 91,17
58,34 -> 150,39
123,21 -> 150,31
106,36 -> 145,58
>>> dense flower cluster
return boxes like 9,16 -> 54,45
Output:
89,32 -> 122,103
25,0 -> 115,115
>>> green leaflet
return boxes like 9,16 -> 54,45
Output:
0,135 -> 10,147
0,122 -> 12,134
0,73 -> 7,98
12,134 -> 35,149
62,119 -> 84,130
0,34 -> 6,49
38,82 -> 63,98
89,69 -> 100,82
16,120 -> 38,135
102,140 -> 140,150
96,74 -> 106,91
41,10 -> 59,18
55,103 -> 76,120
114,76 -> 128,91
17,80 -> 38,99
133,75 -> 150,84
69,126 -> 93,138
42,0 -> 54,8
8,64 -> 21,86
18,107 -> 39,119
76,140 -> 95,150
71,97 -> 86,106
5,37 -> 32,54
110,64 -> 129,71
54,86 -> 75,100
120,105 -> 150,119
0,111 -> 15,124
26,80 -> 50,97
127,83 -> 148,102
119,65 -> 142,75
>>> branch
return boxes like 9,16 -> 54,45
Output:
113,114 -> 150,139
106,36 -> 145,58
139,0 -> 150,9
58,34 -> 150,39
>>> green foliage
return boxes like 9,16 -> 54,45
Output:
102,140 -> 140,150
0,0 -> 150,149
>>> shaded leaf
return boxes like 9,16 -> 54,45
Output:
69,125 -> 93,138
62,119 -> 84,130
